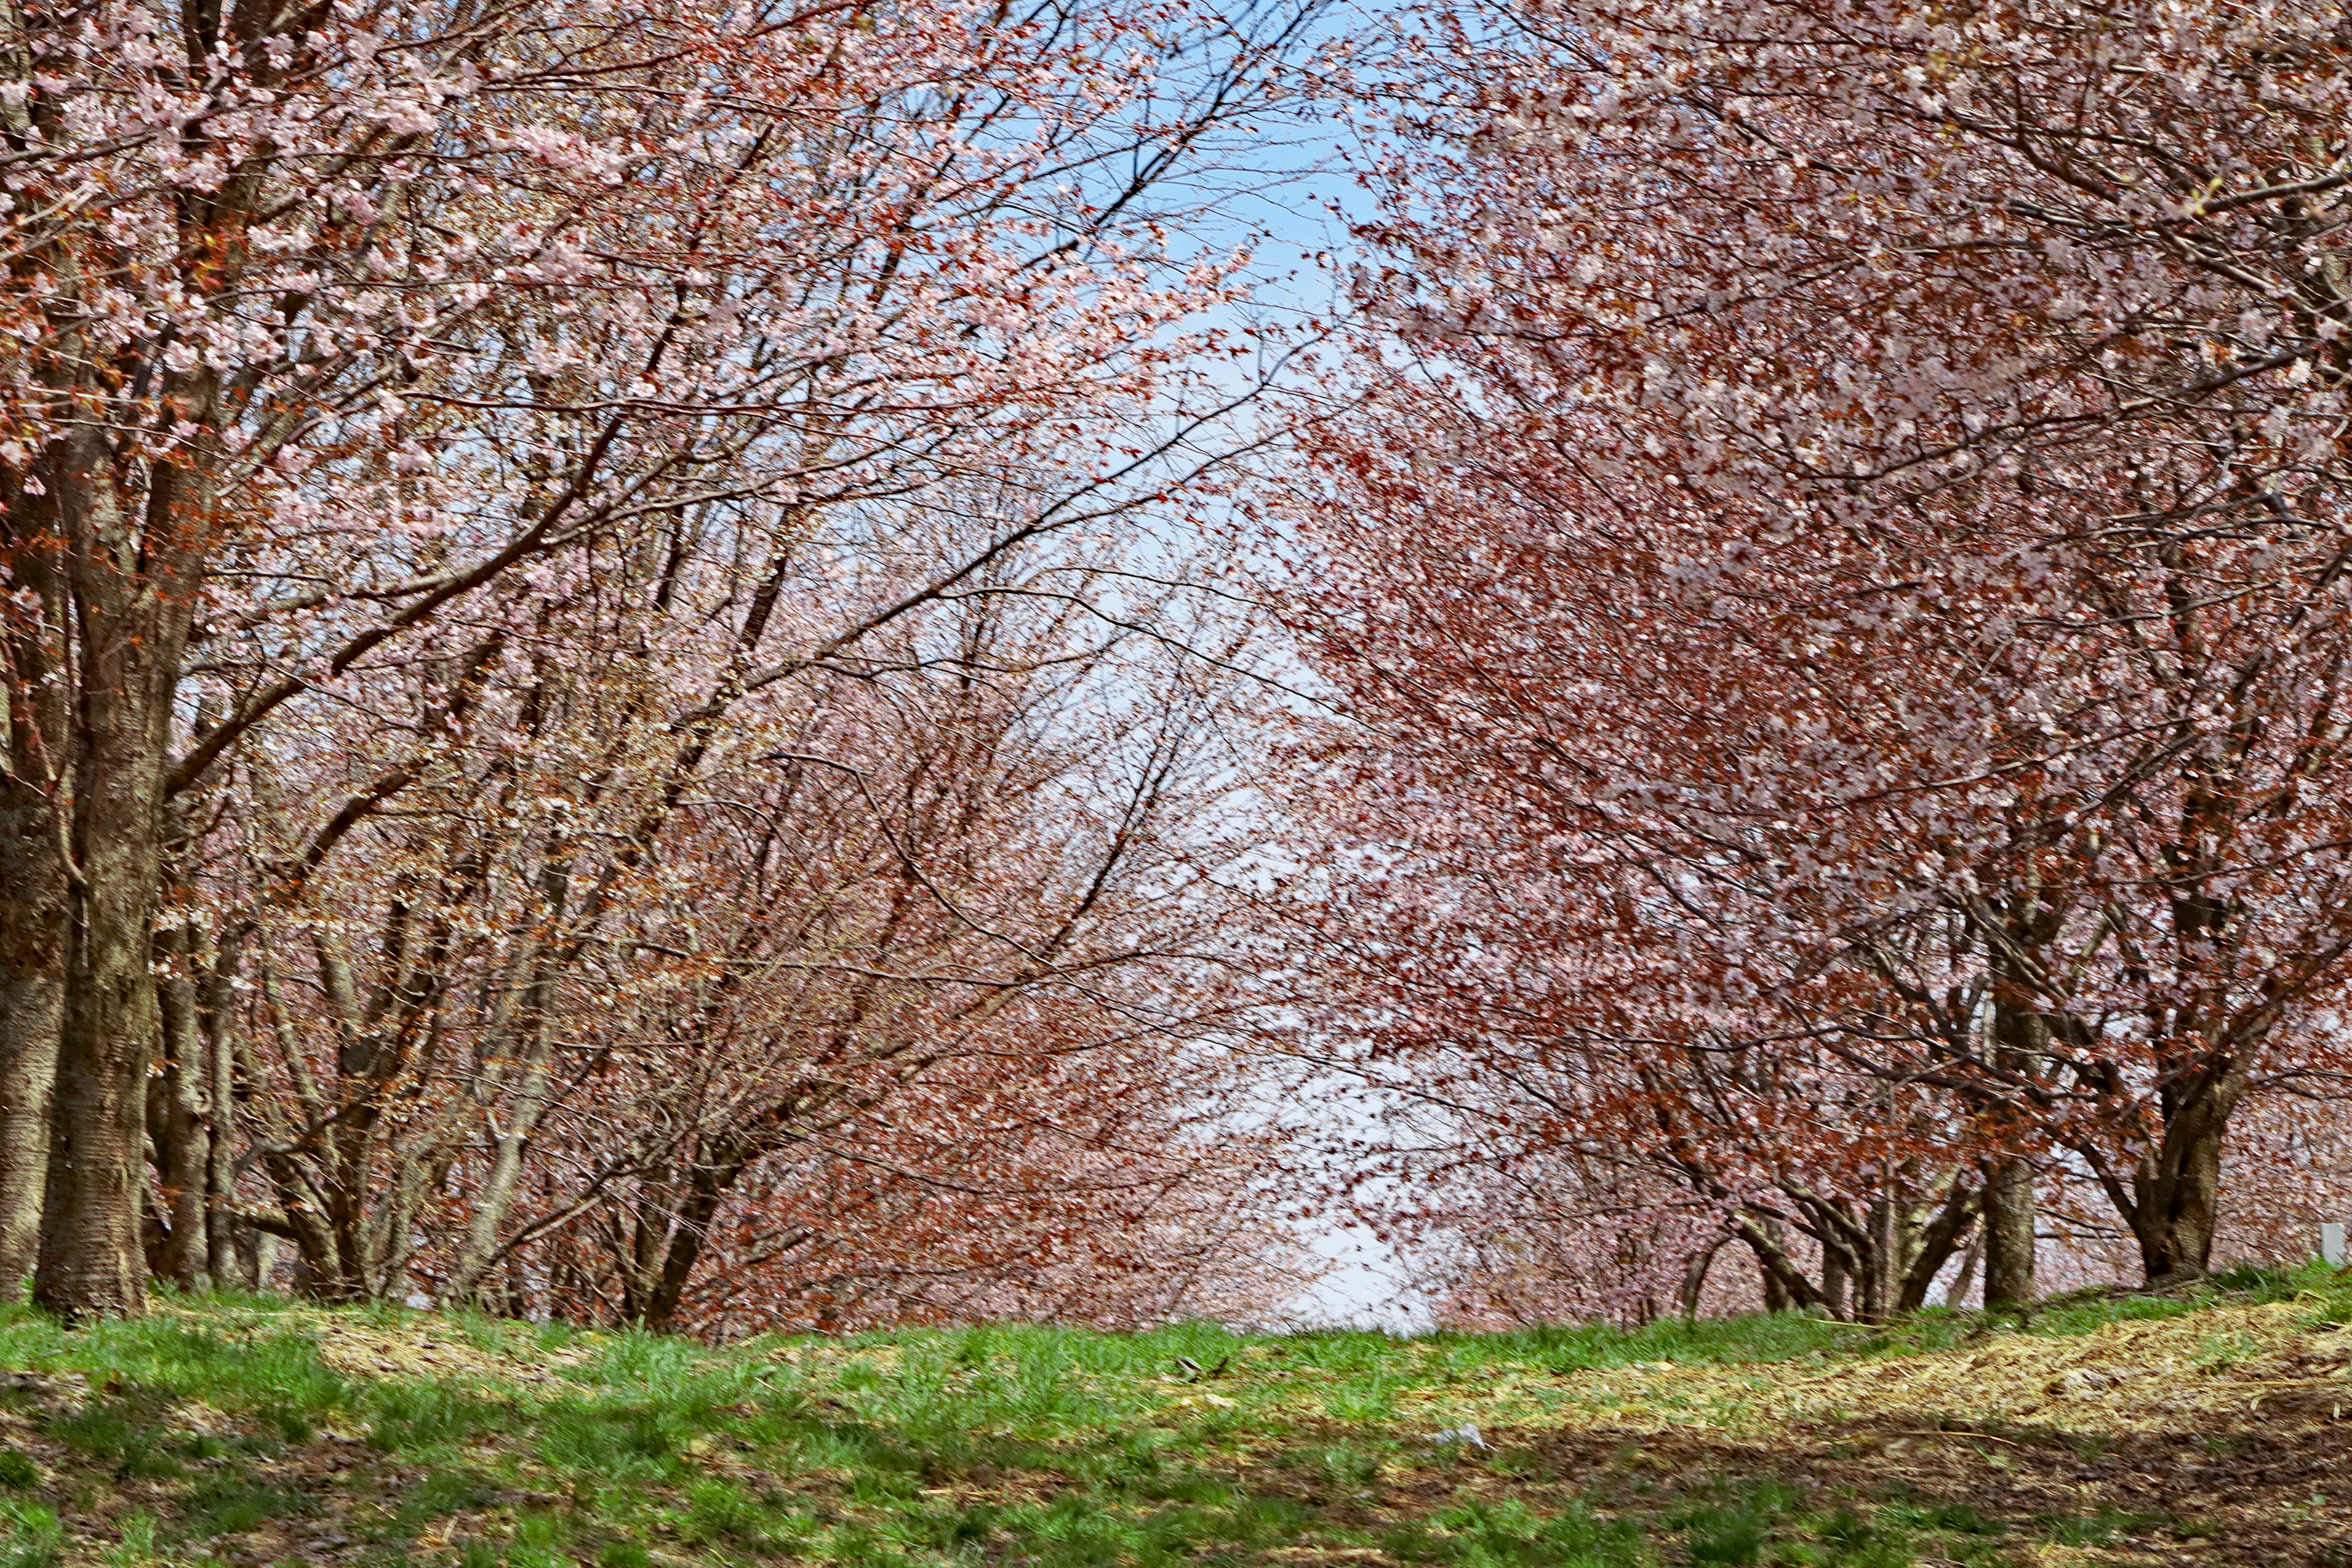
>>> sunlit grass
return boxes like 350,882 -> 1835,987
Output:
0,1266 -> 2342,1565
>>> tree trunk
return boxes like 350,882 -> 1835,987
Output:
2131,1095 -> 2230,1283
641,1156 -> 745,1333
447,858 -> 582,1308
36,685 -> 170,1319
1738,1216 -> 1824,1315
1982,1156 -> 2035,1306
40,892 -> 158,1323
32,430 -> 200,1321
1894,1176 -> 1981,1315
1819,1248 -> 1850,1320
0,780 -> 63,1296
1981,973 -> 2046,1308
1679,1236 -> 1726,1319
0,488 -> 67,1297
1860,1193 -> 1896,1324
203,933 -> 239,1287
155,913 -> 211,1292
1947,1235 -> 1982,1308
447,1022 -> 560,1306
235,1226 -> 278,1292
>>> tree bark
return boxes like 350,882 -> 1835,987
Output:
1738,1215 -> 1826,1316
1947,1235 -> 1982,1308
1861,1192 -> 1895,1324
2130,1091 -> 2230,1283
1980,968 -> 2047,1308
0,481 -> 67,1297
1982,1156 -> 2036,1306
36,682 -> 170,1320
155,913 -> 211,1292
640,1148 -> 760,1333
203,932 -> 239,1287
40,901 -> 159,1324
0,764 -> 63,1297
1679,1236 -> 1725,1319
446,1001 -> 561,1305
1894,1177 -> 1981,1315
1818,1247 -> 1850,1320
32,428 -> 202,1321
234,1226 -> 277,1293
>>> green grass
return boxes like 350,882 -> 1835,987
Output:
0,1498 -> 59,1568
0,1266 -> 2343,1566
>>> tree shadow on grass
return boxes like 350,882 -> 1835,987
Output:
1464,1387 -> 2352,1566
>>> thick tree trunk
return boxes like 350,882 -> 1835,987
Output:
39,883 -> 160,1322
1982,1156 -> 2036,1306
1738,1216 -> 1825,1316
1980,977 -> 2046,1308
1860,1194 -> 1896,1324
32,432 -> 199,1321
2131,1098 -> 2229,1283
37,715 -> 169,1319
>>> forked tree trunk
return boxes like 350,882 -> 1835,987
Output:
2125,786 -> 2247,1286
2130,1091 -> 2231,1283
1678,1237 -> 1725,1319
1892,1177 -> 1981,1316
639,1163 -> 738,1334
447,986 -> 562,1306
1738,1216 -> 1822,1315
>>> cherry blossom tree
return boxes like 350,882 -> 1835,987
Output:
203,511 -> 1291,1324
1275,0 -> 2352,1307
2,0 -> 1317,1319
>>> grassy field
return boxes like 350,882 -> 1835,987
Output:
2,1267 -> 2351,1567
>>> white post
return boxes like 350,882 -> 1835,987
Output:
2323,1222 -> 2346,1267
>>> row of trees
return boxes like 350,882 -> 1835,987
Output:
17,0 -> 2352,1337
1275,0 -> 2352,1321
1,0 -> 1321,1324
